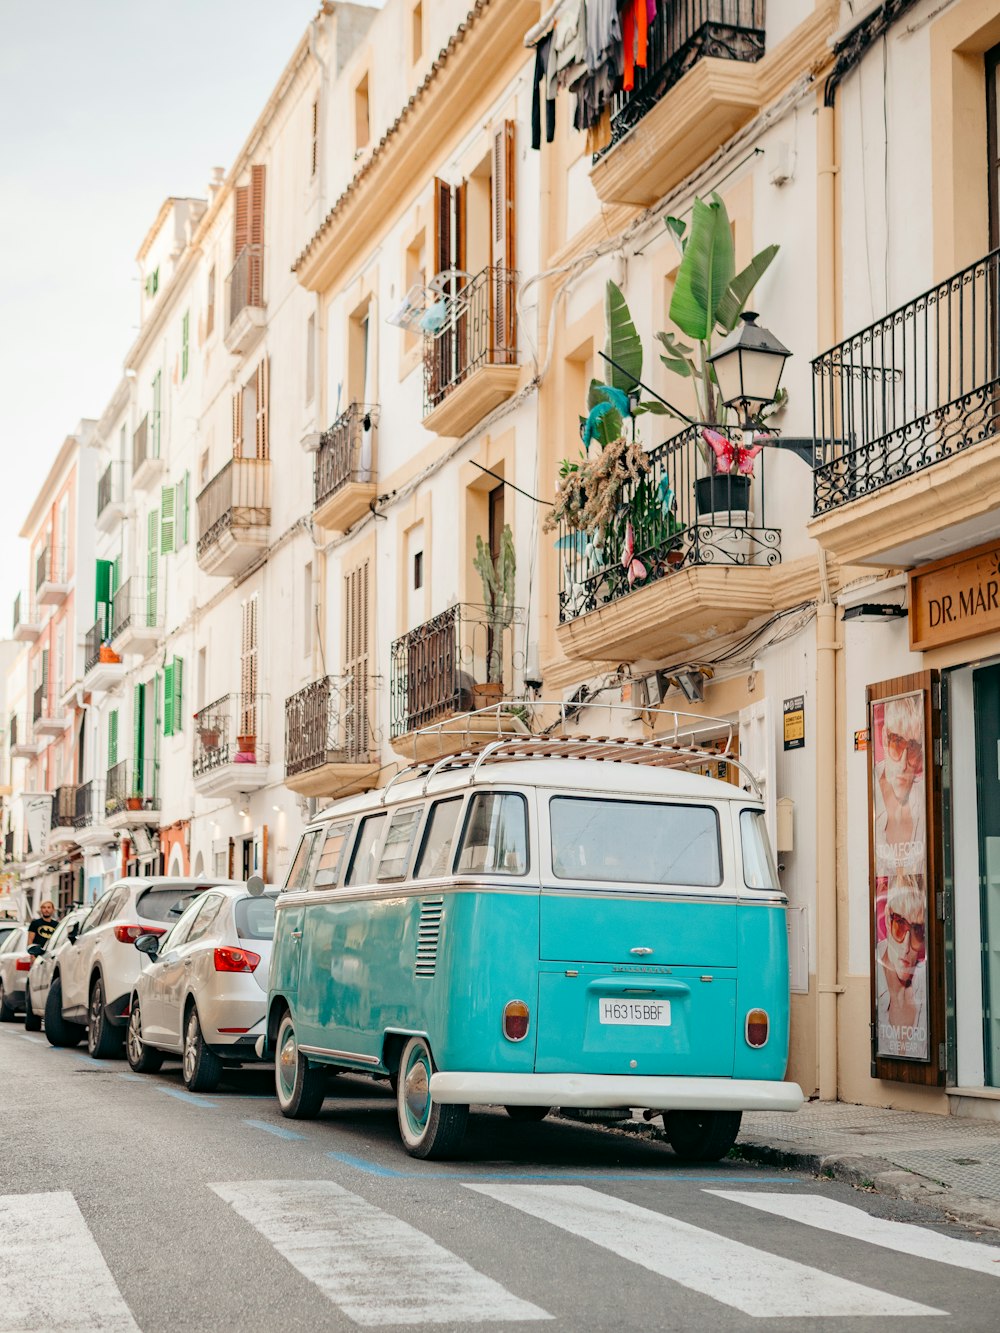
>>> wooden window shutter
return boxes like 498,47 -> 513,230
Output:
433,178 -> 452,278
233,185 -> 249,258
133,682 -> 143,773
227,836 -> 235,880
108,708 -> 118,768
232,386 -> 244,456
249,165 -> 265,306
160,485 -> 175,555
343,559 -> 370,759
240,595 -> 259,735
254,357 -> 269,459
163,661 -> 174,737
491,120 -> 516,350
311,97 -> 319,178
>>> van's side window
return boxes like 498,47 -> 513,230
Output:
377,807 -> 422,881
414,798 -> 464,879
456,792 -> 528,875
315,821 -> 353,888
284,831 -> 322,891
346,813 -> 387,887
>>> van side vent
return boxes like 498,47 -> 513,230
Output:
415,897 -> 444,978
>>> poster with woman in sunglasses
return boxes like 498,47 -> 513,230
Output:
871,693 -> 929,1060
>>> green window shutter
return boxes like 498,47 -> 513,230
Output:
108,709 -> 118,768
152,371 -> 162,456
111,556 -> 120,597
95,559 -> 112,635
160,486 -> 175,554
163,662 -> 174,736
177,472 -> 190,547
133,682 -> 144,792
153,674 -> 161,795
146,511 -> 158,626
173,657 -> 184,731
181,311 -> 190,380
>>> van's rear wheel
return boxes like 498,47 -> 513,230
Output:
397,1036 -> 467,1159
665,1110 -> 742,1161
275,1012 -> 325,1119
504,1105 -> 550,1122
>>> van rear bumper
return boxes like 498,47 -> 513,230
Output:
429,1073 -> 804,1113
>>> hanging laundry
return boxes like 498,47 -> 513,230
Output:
531,31 -> 557,148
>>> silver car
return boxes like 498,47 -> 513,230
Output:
127,884 -> 277,1093
0,928 -> 31,1021
25,907 -> 90,1034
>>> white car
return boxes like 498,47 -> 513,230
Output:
25,907 -> 90,1035
0,927 -> 31,1021
50,877 -> 243,1059
126,883 -> 277,1092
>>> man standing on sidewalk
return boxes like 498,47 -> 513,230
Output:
27,899 -> 59,950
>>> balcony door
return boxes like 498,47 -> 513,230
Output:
987,45 -> 1000,250
974,664 -> 1000,1086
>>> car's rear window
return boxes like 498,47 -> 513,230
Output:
137,886 -> 207,923
549,796 -> 722,887
235,895 -> 278,940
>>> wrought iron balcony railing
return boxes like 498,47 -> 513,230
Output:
813,247 -> 1000,514
12,592 -> 20,633
390,602 -> 524,738
3,829 -> 14,861
314,403 -> 380,510
105,759 -> 159,818
32,683 -> 47,724
193,693 -> 270,777
73,779 -> 100,829
227,243 -> 265,329
284,674 -> 376,777
601,0 -> 766,153
97,459 -> 125,520
51,785 -> 78,829
9,714 -> 18,749
556,422 -> 780,624
423,265 -> 518,416
110,575 -> 159,639
133,414 -> 151,473
196,457 -> 270,558
84,620 -> 103,674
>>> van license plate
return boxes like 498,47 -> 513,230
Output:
598,999 -> 671,1026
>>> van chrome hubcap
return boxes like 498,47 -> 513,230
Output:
278,1028 -> 298,1100
404,1053 -> 430,1129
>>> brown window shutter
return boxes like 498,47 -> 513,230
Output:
249,165 -> 266,306
255,357 -> 269,458
232,388 -> 243,455
433,178 -> 452,278
491,120 -> 516,350
227,836 -> 235,880
233,185 -> 249,258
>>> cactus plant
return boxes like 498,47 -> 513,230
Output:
473,524 -> 516,685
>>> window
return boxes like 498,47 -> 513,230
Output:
160,484 -> 175,555
741,808 -> 778,890
303,560 -> 313,656
346,812 -> 387,887
240,596 -> 258,738
413,551 -> 423,590
305,312 -> 316,405
163,658 -> 183,737
310,96 -> 319,178
549,798 -> 722,887
80,890 -> 114,935
415,798 -> 463,879
377,807 -> 422,881
236,894 -> 277,940
411,1 -> 423,63
136,885 -> 205,923
456,793 -> 528,875
285,830 -> 322,891
185,894 -> 224,944
206,266 -> 216,338
354,74 -> 370,153
181,310 -> 190,380
145,268 -> 159,298
233,359 -> 269,459
315,822 -> 352,888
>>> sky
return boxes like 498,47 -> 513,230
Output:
0,0 -> 380,631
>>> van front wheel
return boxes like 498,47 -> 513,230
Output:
397,1036 -> 467,1159
664,1109 -> 742,1161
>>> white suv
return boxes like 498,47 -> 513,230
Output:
49,878 -> 242,1058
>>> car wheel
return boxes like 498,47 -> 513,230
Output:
274,1011 -> 325,1119
504,1105 -> 550,1123
126,1000 -> 164,1074
664,1110 -> 742,1162
396,1035 -> 468,1159
43,977 -> 85,1047
182,1005 -> 222,1093
23,985 -> 42,1032
87,976 -> 124,1060
0,981 -> 15,1023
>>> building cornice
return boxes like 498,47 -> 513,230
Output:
18,433 -> 82,539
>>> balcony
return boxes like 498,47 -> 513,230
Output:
97,459 -> 127,532
72,780 -> 112,847
555,422 -> 782,664
590,0 -> 766,208
48,785 -> 79,848
104,759 -> 160,829
810,247 -> 1000,568
192,693 -> 271,798
196,457 -> 271,578
12,592 -> 40,643
422,266 -> 519,437
390,603 -> 526,760
313,403 -> 380,532
9,713 -> 42,760
110,576 -> 161,658
82,619 -> 125,692
36,546 -> 70,606
33,683 -> 70,738
225,244 -> 266,355
284,674 -> 380,799
132,413 -> 164,490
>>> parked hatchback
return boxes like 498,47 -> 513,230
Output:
126,882 -> 277,1091
25,906 -> 89,1034
0,928 -> 31,1022
52,878 -> 243,1059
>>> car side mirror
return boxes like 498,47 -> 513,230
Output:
246,874 -> 266,898
134,933 -> 160,958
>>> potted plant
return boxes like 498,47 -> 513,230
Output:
98,641 -> 120,664
126,792 -> 143,811
236,734 -> 257,758
472,523 -> 516,708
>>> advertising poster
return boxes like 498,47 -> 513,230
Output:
870,691 -> 929,1061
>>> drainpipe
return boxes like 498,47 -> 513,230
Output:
815,101 -> 841,1101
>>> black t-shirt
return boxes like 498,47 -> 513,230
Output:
28,917 -> 59,949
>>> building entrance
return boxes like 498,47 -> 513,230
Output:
973,664 -> 1000,1085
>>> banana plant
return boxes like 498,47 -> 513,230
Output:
473,524 -> 516,685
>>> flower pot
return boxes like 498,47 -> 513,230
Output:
126,796 -> 142,811
472,682 -> 504,711
695,472 -> 751,518
236,734 -> 257,757
98,645 -> 120,664
666,547 -> 686,569
199,729 -> 220,750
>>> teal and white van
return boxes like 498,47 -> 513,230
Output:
265,732 -> 803,1159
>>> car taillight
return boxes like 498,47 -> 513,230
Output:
502,999 -> 530,1041
15,959 -> 31,972
745,1008 -> 769,1048
214,946 -> 261,973
114,925 -> 166,944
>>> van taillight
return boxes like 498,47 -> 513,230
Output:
745,1008 -> 769,1048
502,1000 -> 530,1041
114,925 -> 166,944
214,946 -> 261,973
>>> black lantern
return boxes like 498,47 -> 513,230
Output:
707,312 -> 791,423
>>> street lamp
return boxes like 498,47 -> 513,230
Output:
707,312 -> 791,427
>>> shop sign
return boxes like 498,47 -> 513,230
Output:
782,696 -> 805,751
854,728 -> 869,751
909,540 -> 1000,651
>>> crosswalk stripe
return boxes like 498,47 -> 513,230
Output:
466,1184 -> 945,1319
711,1191 -> 1000,1277
210,1179 -> 551,1325
0,1191 -> 138,1331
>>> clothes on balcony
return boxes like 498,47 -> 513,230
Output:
621,0 -> 651,93
531,31 -> 558,148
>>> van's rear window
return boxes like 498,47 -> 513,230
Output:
549,797 -> 722,887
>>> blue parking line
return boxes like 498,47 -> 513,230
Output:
243,1118 -> 305,1140
329,1151 -> 411,1177
327,1151 -> 801,1183
118,1073 -> 143,1082
19,1034 -> 45,1044
156,1086 -> 217,1108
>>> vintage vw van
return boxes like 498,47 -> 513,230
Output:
265,734 -> 803,1159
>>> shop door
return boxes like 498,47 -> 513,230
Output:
973,664 -> 1000,1085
